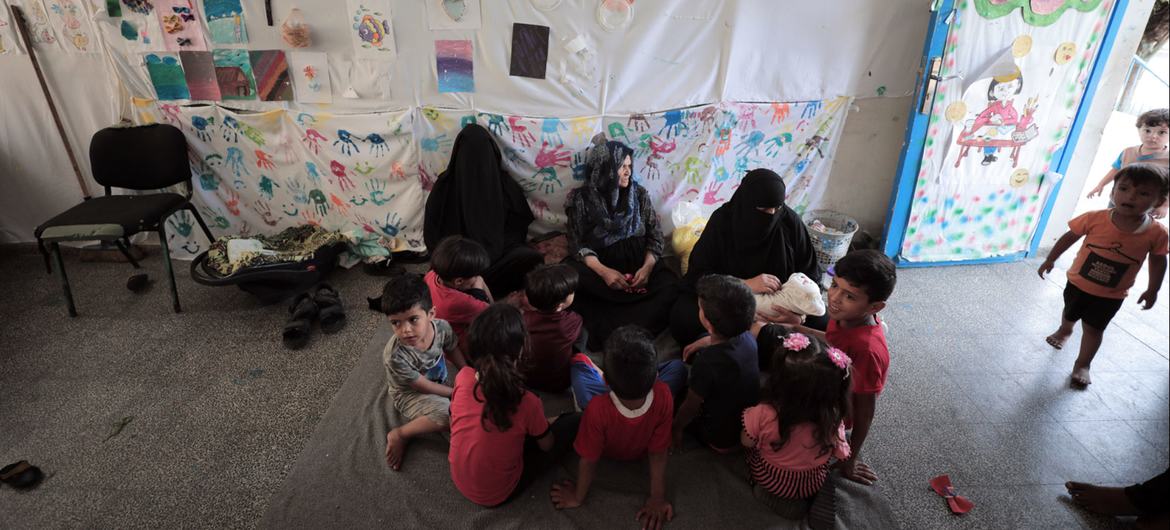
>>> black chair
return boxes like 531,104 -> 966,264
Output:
34,124 -> 215,316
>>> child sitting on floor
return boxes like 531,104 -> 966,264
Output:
1086,108 -> 1169,219
742,331 -> 852,520
1040,163 -> 1168,388
674,274 -> 760,452
381,274 -> 466,471
425,236 -> 493,351
550,326 -> 679,529
520,264 -> 588,393
567,324 -> 686,410
448,304 -> 579,507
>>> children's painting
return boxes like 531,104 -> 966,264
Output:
250,50 -> 294,102
212,48 -> 256,100
287,51 -> 332,104
202,0 -> 248,44
180,50 -> 221,100
111,0 -> 164,52
510,23 -> 549,79
43,0 -> 99,53
425,0 -> 481,30
435,40 -> 474,93
14,0 -> 61,50
347,0 -> 395,58
104,0 -> 120,16
145,52 -> 191,100
0,3 -> 22,55
154,0 -> 207,51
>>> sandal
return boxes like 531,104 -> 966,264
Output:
313,283 -> 346,334
283,292 -> 318,349
0,460 -> 44,489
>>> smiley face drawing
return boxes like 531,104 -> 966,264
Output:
1054,42 -> 1076,65
1009,168 -> 1029,188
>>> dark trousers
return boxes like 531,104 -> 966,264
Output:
496,412 -> 581,506
1125,469 -> 1169,515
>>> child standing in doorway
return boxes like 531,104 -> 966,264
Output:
1086,109 -> 1169,218
1040,163 -> 1169,388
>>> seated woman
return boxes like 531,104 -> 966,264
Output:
424,124 -> 544,298
564,141 -> 678,349
670,168 -> 825,348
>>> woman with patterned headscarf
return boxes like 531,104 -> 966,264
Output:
564,140 -> 678,348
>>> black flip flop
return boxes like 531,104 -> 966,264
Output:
0,460 -> 44,489
283,292 -> 318,349
313,283 -> 346,334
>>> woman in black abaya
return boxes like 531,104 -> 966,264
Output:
423,124 -> 544,297
564,141 -> 678,348
669,168 -> 825,346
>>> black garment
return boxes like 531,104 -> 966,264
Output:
688,331 -> 760,450
568,236 -> 679,350
1125,469 -> 1170,515
671,169 -> 821,345
567,141 -> 645,250
495,412 -> 581,507
1062,282 -> 1125,330
424,124 -> 541,296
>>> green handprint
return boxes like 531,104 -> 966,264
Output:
168,210 -> 194,237
365,179 -> 394,206
201,207 -> 231,230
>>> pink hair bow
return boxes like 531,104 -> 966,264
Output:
929,474 -> 974,515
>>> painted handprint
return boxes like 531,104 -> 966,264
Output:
677,156 -> 707,186
308,189 -> 329,216
770,102 -> 790,123
253,200 -> 281,226
540,118 -> 567,145
418,164 -> 436,192
628,113 -> 650,132
390,162 -> 407,180
305,161 -> 321,185
159,103 -> 182,125
694,106 -> 718,134
634,133 -> 654,159
286,177 -> 309,204
529,142 -> 571,193
198,171 -> 219,191
735,131 -> 765,157
714,126 -> 732,156
571,151 -> 589,182
364,179 -> 395,206
376,212 -> 405,238
659,109 -> 689,139
222,116 -> 241,143
714,166 -> 730,182
258,175 -> 279,199
801,100 -> 822,119
167,210 -> 194,238
482,113 -> 509,136
607,122 -> 630,144
364,133 -> 389,157
300,208 -> 322,226
225,147 -> 248,177
764,132 -> 793,157
702,181 -> 725,205
737,106 -> 757,131
733,156 -> 751,180
239,122 -> 266,146
419,133 -> 452,154
353,213 -> 378,235
643,136 -> 677,180
303,128 -> 328,154
255,149 -> 275,170
334,129 -> 361,156
191,116 -> 213,142
201,206 -> 232,230
222,188 -> 241,216
570,118 -> 594,142
508,117 -> 535,147
330,193 -> 351,215
330,160 -> 356,191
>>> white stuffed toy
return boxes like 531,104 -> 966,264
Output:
754,272 -> 826,320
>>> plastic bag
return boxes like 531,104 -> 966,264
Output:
670,200 -> 715,275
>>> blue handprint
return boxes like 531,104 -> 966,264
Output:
225,147 -> 248,177
304,161 -> 322,185
334,129 -> 360,156
735,131 -> 765,157
258,175 -> 280,199
571,151 -> 589,182
733,156 -> 750,179
801,100 -> 822,119
364,133 -> 388,157
482,113 -> 509,136
764,132 -> 793,157
365,179 -> 395,206
540,118 -> 566,145
420,134 -> 451,153
191,116 -> 213,142
377,212 -> 405,238
222,116 -> 240,143
659,109 -> 689,139
286,177 -> 309,204
714,166 -> 730,182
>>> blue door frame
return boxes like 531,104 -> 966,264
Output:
880,0 -> 1132,267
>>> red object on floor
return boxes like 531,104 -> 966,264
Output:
930,474 -> 974,515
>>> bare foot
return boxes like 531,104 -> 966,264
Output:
1065,482 -> 1139,515
1046,330 -> 1071,349
385,428 -> 407,471
1070,367 -> 1092,388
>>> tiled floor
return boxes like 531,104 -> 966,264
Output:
0,250 -> 1165,528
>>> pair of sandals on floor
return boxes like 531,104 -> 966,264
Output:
283,284 -> 346,349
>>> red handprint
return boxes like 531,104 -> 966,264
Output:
330,160 -> 356,191
330,193 -> 350,215
223,188 -> 241,216
418,164 -> 436,192
302,128 -> 328,154
391,161 -> 407,180
770,102 -> 791,124
509,117 -> 535,147
255,149 -> 275,170
702,181 -> 724,205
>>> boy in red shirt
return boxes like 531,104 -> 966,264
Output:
795,249 -> 896,486
1040,163 -> 1169,387
520,264 -> 588,393
425,236 -> 492,351
550,326 -> 677,529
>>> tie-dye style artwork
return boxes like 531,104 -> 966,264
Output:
43,0 -> 98,53
435,40 -> 474,93
203,0 -> 247,44
212,48 -> 256,100
287,51 -> 332,104
125,99 -> 849,260
144,53 -> 190,100
250,50 -> 294,102
180,50 -> 221,100
347,0 -> 395,58
14,0 -> 61,50
154,0 -> 206,51
898,0 -> 1116,262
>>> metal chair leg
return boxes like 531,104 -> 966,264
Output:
50,242 -> 78,317
114,239 -> 142,269
187,204 -> 216,244
158,227 -> 181,313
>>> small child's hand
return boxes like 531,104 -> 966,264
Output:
1037,260 -> 1054,279
682,335 -> 712,362
636,497 -> 674,530
550,480 -> 583,509
1086,185 -> 1103,199
1138,290 -> 1158,310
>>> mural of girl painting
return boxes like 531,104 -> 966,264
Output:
968,68 -> 1023,166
